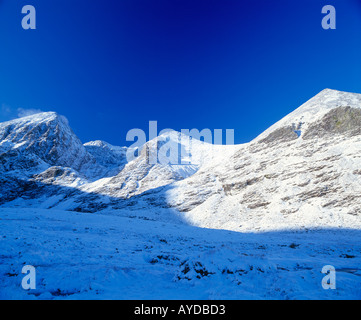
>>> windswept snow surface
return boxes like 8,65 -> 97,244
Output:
1,208 -> 361,300
1,89 -> 361,299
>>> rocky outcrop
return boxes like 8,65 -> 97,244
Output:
303,106 -> 361,139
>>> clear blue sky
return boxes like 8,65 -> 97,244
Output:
1,0 -> 361,145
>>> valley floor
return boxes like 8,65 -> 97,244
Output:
0,208 -> 360,300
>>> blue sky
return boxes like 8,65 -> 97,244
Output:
1,0 -> 361,145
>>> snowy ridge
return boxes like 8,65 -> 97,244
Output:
80,130 -> 232,199
0,89 -> 361,231
254,89 -> 361,142
165,90 -> 361,231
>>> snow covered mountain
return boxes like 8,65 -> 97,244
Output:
2,88 -> 361,300
83,140 -> 140,179
166,89 -> 361,231
0,112 -> 93,173
1,89 -> 361,231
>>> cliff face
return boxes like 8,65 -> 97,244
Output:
0,112 -> 100,176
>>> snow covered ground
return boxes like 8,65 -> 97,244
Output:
1,207 -> 360,300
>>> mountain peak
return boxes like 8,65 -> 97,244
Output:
2,111 -> 59,123
255,89 -> 361,142
0,110 -> 94,174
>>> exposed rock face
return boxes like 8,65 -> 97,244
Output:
259,126 -> 299,145
0,112 -> 100,178
303,106 -> 361,139
83,140 -> 128,177
32,166 -> 86,187
0,174 -> 44,205
1,89 -> 361,232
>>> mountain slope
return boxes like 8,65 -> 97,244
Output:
81,130 -> 234,199
0,89 -> 361,232
164,89 -> 361,231
255,88 -> 361,142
